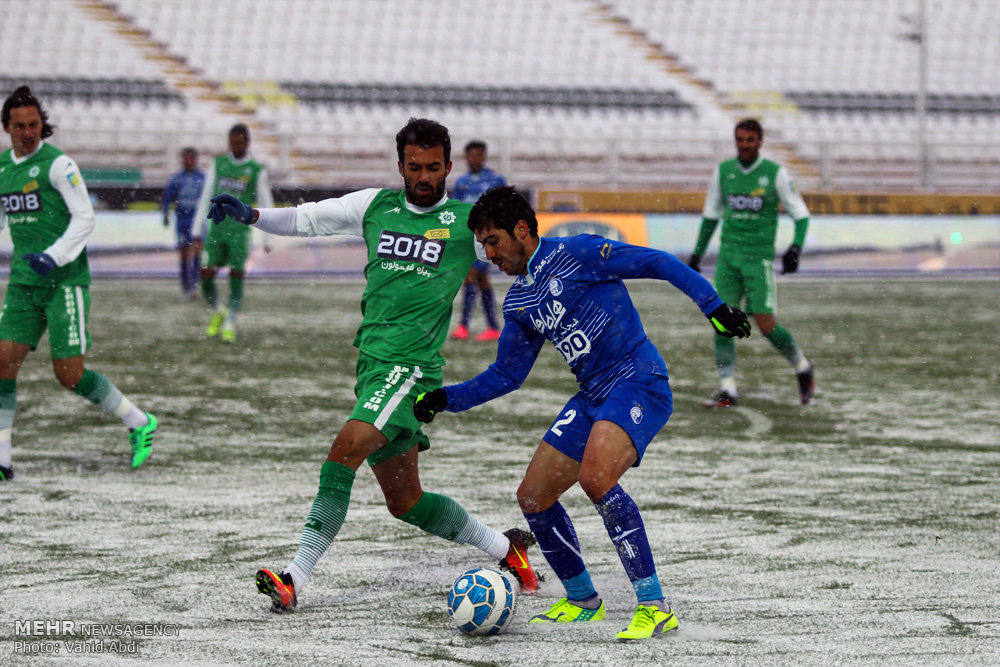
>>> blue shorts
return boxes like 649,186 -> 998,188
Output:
542,372 -> 672,466
470,259 -> 491,273
175,215 -> 196,247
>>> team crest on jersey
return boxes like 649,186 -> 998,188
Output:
67,172 -> 81,187
630,406 -> 643,424
438,210 -> 456,226
425,228 -> 450,240
757,176 -> 770,187
28,166 -> 40,178
548,277 -> 563,296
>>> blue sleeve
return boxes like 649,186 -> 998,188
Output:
576,235 -> 723,315
443,317 -> 546,412
162,175 -> 178,212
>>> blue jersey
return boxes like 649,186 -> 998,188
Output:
162,169 -> 206,223
451,167 -> 506,204
445,235 -> 724,410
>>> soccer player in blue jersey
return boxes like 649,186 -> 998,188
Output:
162,147 -> 205,297
414,186 -> 750,640
450,141 -> 506,341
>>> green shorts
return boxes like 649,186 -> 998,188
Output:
350,355 -> 442,467
0,283 -> 92,358
714,252 -> 777,315
202,228 -> 250,272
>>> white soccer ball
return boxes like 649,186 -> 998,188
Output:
446,567 -> 517,636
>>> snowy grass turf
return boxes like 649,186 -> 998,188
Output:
1,277 -> 998,665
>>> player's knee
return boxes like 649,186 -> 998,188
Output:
385,493 -> 420,519
755,317 -> 776,336
516,480 -> 553,514
55,368 -> 83,390
578,469 -> 617,503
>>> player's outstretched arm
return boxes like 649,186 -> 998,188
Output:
209,193 -> 256,225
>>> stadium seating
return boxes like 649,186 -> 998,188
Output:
1,0 -> 997,192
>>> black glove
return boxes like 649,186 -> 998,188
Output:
23,252 -> 57,277
208,193 -> 255,225
707,304 -> 751,339
687,253 -> 702,273
781,244 -> 801,274
413,388 -> 448,423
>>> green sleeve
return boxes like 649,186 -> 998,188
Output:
792,217 -> 809,248
692,218 -> 720,256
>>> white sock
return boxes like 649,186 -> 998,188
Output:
0,432 -> 12,468
795,356 -> 812,373
456,522 -> 510,561
720,377 -> 738,395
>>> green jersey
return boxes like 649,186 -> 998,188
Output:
0,142 -> 92,286
696,156 -> 810,258
258,188 -> 477,367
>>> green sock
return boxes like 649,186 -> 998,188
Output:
714,334 -> 737,379
286,461 -> 356,591
398,491 -> 470,541
765,324 -> 803,366
72,369 -> 147,429
228,276 -> 244,315
202,276 -> 218,309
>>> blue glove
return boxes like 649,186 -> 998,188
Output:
23,252 -> 57,276
208,193 -> 255,225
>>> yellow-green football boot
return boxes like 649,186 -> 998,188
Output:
206,310 -> 226,338
616,604 -> 678,641
529,598 -> 606,623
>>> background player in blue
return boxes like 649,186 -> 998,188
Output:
450,141 -> 506,341
414,186 -> 750,640
161,147 -> 205,297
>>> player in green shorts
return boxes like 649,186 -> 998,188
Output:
192,124 -> 273,343
0,86 -> 158,481
208,118 -> 538,612
688,118 -> 816,407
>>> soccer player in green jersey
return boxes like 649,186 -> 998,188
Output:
207,118 -> 538,612
0,86 -> 158,481
688,118 -> 816,407
193,124 -> 273,343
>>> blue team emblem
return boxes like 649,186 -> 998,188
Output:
439,210 -> 456,226
630,406 -> 643,424
548,277 -> 563,296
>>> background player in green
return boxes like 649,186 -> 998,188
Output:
0,86 -> 158,481
193,123 -> 273,343
688,118 -> 816,407
207,118 -> 538,612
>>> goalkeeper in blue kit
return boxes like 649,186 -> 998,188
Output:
414,186 -> 750,640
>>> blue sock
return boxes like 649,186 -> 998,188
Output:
594,485 -> 663,604
461,284 -> 476,326
480,287 -> 499,329
524,503 -> 597,602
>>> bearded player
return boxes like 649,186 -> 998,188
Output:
207,118 -> 537,612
